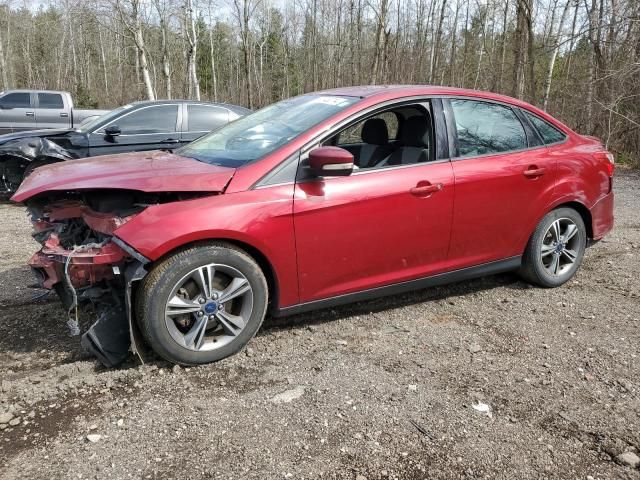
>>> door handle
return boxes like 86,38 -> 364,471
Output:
523,166 -> 546,178
60,112 -> 69,118
25,112 -> 35,117
161,138 -> 181,144
410,182 -> 443,196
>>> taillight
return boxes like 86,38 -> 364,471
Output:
596,151 -> 615,177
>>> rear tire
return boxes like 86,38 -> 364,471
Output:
136,243 -> 268,365
519,207 -> 587,288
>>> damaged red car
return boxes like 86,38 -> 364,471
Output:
12,86 -> 615,367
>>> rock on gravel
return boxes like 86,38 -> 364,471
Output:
0,411 -> 14,424
86,434 -> 102,443
617,452 -> 640,469
468,343 -> 482,354
270,386 -> 305,404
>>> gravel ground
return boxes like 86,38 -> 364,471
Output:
0,171 -> 639,480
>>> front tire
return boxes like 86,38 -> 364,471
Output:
136,243 -> 268,365
520,207 -> 587,288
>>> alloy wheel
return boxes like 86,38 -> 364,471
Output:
540,218 -> 581,276
164,263 -> 253,352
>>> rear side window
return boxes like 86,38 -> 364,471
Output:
450,99 -> 527,157
523,111 -> 566,144
187,105 -> 229,132
38,93 -> 64,109
0,92 -> 31,108
112,105 -> 179,134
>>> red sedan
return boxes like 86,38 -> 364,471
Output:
13,86 -> 615,366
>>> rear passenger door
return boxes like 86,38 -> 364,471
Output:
0,92 -> 35,133
88,104 -> 181,156
35,92 -> 70,129
445,98 -> 557,268
181,104 -> 231,145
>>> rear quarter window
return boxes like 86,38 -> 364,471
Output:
523,111 -> 566,144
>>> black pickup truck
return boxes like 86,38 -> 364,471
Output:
0,100 -> 250,194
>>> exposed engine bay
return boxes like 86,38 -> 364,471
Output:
25,189 -> 206,367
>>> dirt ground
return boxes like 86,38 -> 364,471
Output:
0,172 -> 639,480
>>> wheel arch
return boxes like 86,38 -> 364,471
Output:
553,201 -> 593,239
519,199 -> 594,253
536,200 -> 593,238
145,237 -> 280,314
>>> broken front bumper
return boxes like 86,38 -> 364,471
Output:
29,240 -> 127,290
28,206 -> 149,368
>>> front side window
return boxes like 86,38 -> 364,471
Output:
177,94 -> 359,168
0,92 -> 31,109
38,93 -> 64,109
523,111 -> 566,144
338,111 -> 399,145
112,105 -> 179,134
451,99 -> 527,157
322,104 -> 433,169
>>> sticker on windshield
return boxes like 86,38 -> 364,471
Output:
312,96 -> 353,107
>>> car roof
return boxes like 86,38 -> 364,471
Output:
317,84 -> 533,108
2,89 -> 68,94
129,100 -> 251,114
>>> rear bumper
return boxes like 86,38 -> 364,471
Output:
590,191 -> 614,240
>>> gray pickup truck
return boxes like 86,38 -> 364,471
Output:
0,90 -> 109,134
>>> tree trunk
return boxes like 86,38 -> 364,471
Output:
542,0 -> 571,110
185,0 -> 201,100
512,0 -> 530,99
431,0 -> 447,83
370,0 -> 389,84
0,28 -> 9,90
157,5 -> 172,99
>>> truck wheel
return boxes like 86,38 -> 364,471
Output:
136,242 -> 268,365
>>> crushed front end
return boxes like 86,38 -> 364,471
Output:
27,192 -> 149,367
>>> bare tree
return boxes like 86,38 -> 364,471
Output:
154,0 -> 173,99
112,0 -> 156,100
184,0 -> 200,100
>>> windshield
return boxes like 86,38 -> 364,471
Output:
176,94 -> 359,167
77,105 -> 133,133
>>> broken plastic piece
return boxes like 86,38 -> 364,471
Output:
81,303 -> 130,367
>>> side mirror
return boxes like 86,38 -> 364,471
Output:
105,125 -> 121,137
309,146 -> 354,177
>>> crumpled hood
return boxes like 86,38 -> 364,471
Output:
0,128 -> 74,146
11,150 -> 236,202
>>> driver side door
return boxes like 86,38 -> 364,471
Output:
293,100 -> 455,303
88,104 -> 181,156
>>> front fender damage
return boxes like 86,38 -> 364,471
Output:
0,137 -> 74,193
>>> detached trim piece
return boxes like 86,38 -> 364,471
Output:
112,236 -> 150,265
275,256 -> 522,317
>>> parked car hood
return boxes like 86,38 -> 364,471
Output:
0,128 -> 74,146
11,150 -> 236,202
